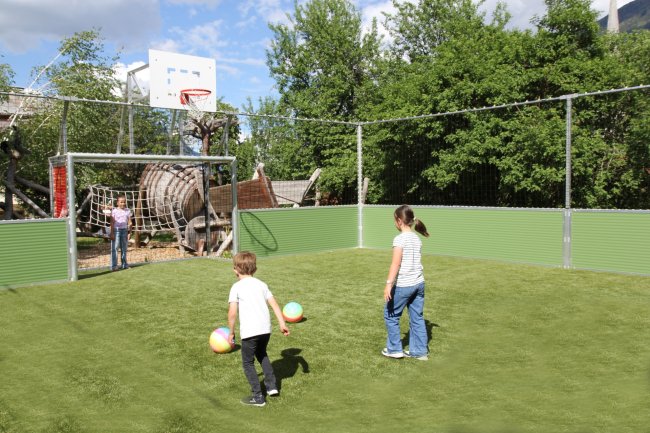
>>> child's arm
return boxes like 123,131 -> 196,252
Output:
227,302 -> 238,345
267,297 -> 290,336
384,246 -> 403,302
109,214 -> 116,240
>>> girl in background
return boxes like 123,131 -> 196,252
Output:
110,194 -> 132,271
382,205 -> 430,360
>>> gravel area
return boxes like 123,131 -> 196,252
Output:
77,241 -> 193,269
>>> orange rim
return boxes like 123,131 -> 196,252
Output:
180,88 -> 211,105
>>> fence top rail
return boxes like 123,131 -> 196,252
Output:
49,152 -> 236,165
0,91 -> 357,126
360,84 -> 650,125
0,218 -> 67,225
4,84 -> 648,127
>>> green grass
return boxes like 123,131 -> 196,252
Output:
76,237 -> 106,249
1,249 -> 649,433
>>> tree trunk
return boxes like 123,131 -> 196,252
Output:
15,175 -> 50,195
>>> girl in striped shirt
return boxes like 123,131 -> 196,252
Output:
382,205 -> 430,360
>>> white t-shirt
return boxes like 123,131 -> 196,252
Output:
393,231 -> 424,287
228,276 -> 273,339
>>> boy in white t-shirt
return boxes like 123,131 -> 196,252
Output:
227,251 -> 290,407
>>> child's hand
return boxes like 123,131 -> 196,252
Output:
228,332 -> 235,345
280,324 -> 290,336
384,285 -> 393,302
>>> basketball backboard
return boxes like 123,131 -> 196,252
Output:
148,49 -> 217,112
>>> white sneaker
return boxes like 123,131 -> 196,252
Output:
267,389 -> 279,396
381,348 -> 404,359
404,350 -> 428,361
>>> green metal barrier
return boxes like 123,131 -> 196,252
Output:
363,206 -> 564,267
572,210 -> 650,274
0,219 -> 69,288
238,206 -> 358,257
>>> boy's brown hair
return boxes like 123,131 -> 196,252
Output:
233,251 -> 257,276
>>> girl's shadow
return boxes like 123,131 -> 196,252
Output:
402,319 -> 439,346
271,348 -> 309,391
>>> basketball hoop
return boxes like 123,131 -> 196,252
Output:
180,88 -> 212,120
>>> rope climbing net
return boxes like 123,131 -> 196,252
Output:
79,184 -> 186,235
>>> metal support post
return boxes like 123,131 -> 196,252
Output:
562,96 -> 574,269
231,160 -> 239,255
203,162 -> 212,256
66,154 -> 78,281
58,101 -> 69,155
357,123 -> 363,248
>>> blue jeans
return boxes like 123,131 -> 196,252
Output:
384,281 -> 428,356
111,228 -> 128,269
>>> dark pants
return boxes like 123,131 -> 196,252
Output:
241,333 -> 277,399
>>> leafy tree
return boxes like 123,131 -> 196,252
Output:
240,96 -> 310,180
385,0 -> 498,62
361,0 -> 648,209
9,30 -> 123,211
0,56 -> 14,96
266,0 -> 381,202
363,0 -> 529,205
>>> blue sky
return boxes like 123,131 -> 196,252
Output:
0,0 -> 631,111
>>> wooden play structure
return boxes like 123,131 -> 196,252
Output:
80,162 -> 321,256
186,163 -> 321,255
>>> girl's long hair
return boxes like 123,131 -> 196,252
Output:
394,205 -> 429,237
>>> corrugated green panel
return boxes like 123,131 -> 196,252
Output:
238,206 -> 358,257
572,211 -> 650,274
363,206 -> 563,266
0,220 -> 69,287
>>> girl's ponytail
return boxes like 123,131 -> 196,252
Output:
413,218 -> 429,238
394,205 -> 429,238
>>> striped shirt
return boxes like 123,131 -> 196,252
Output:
393,231 -> 424,287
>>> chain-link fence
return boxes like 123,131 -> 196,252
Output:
360,86 -> 650,210
2,86 -> 649,273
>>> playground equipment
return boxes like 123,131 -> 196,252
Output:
68,160 -> 321,256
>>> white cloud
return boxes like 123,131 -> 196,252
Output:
235,15 -> 258,29
151,38 -> 182,54
172,20 -> 228,56
221,56 -> 265,67
360,1 -> 396,44
238,0 -> 291,25
479,0 -> 637,30
216,63 -> 240,77
113,60 -> 150,98
0,0 -> 161,53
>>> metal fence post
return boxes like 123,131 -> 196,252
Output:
66,153 -> 78,281
563,95 -> 574,269
58,100 -> 69,155
357,123 -> 363,248
231,159 -> 239,255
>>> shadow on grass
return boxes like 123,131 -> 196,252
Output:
402,319 -> 440,347
78,264 -> 144,280
271,348 -> 309,392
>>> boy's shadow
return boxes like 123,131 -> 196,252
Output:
402,319 -> 439,347
271,348 -> 309,391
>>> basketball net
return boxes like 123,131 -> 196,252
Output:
180,88 -> 211,121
